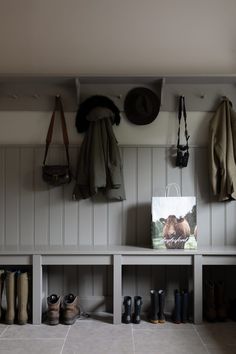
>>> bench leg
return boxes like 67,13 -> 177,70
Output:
193,255 -> 202,324
32,255 -> 42,325
113,255 -> 122,324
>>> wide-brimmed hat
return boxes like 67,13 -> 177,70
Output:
124,87 -> 160,125
76,95 -> 121,133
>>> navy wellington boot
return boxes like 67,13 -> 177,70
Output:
122,296 -> 132,324
133,296 -> 142,324
173,289 -> 181,324
158,290 -> 165,323
181,290 -> 189,323
150,290 -> 159,324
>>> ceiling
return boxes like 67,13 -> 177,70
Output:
0,0 -> 235,75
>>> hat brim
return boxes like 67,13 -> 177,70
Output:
124,87 -> 160,125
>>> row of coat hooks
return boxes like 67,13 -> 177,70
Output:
0,75 -> 235,112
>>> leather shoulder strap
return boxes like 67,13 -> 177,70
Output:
43,96 -> 70,165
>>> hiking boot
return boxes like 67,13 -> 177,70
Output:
150,289 -> 159,324
62,294 -> 80,325
122,296 -> 132,324
133,296 -> 142,324
17,272 -> 29,325
47,294 -> 61,325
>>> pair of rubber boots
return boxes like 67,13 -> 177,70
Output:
204,280 -> 227,322
122,296 -> 142,324
47,293 -> 80,325
0,270 -> 29,325
173,289 -> 189,323
150,289 -> 165,324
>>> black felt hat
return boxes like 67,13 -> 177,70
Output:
75,95 -> 121,133
124,87 -> 160,125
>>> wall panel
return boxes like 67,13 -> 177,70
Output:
0,145 -> 234,311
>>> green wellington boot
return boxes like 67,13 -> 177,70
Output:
17,272 -> 29,325
0,270 -> 4,321
5,271 -> 16,325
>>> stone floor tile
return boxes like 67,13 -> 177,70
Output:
133,328 -> 207,354
1,323 -> 69,339
0,339 -> 64,354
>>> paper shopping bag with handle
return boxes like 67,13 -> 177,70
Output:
151,183 -> 197,249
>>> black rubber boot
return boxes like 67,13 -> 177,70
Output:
122,296 -> 132,324
150,289 -> 159,323
181,290 -> 189,323
204,280 -> 216,322
158,289 -> 165,323
215,281 -> 227,321
133,296 -> 142,324
173,289 -> 181,324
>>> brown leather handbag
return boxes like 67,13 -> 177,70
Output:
42,96 -> 72,186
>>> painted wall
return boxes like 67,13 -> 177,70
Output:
0,0 -> 235,75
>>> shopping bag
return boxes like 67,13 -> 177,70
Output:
151,184 -> 197,249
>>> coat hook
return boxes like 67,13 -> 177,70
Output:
10,94 -> 18,99
200,93 -> 205,99
32,94 -> 40,99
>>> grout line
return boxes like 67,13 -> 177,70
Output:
0,326 -> 9,338
131,324 -> 136,354
0,337 -> 65,340
60,325 -> 71,354
193,325 -> 210,354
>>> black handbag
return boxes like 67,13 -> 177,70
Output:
176,95 -> 190,168
42,96 -> 72,186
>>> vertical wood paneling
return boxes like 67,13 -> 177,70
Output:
34,147 -> 49,246
64,147 -> 78,246
195,147 -> 211,246
137,148 -> 152,246
225,202 -> 236,245
93,195 -> 108,245
20,148 -> 34,246
77,266 -> 93,297
49,147 -> 63,246
5,148 -> 20,246
63,265 -> 78,295
181,147 -> 196,196
122,147 -> 137,246
211,203 -> 226,246
0,149 -> 5,246
78,199 -> 93,245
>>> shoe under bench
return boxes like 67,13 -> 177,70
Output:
0,245 -> 236,325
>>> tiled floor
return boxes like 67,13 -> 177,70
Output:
0,314 -> 235,354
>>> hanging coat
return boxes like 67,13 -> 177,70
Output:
209,98 -> 236,201
73,107 -> 125,201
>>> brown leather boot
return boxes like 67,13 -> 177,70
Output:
62,294 -> 80,325
204,280 -> 216,322
47,294 -> 61,325
17,272 -> 29,325
0,270 -> 4,321
215,281 -> 227,321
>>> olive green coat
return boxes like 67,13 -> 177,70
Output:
209,98 -> 236,201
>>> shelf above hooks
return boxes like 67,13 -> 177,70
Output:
0,75 -> 235,112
